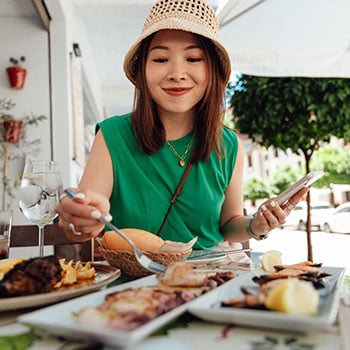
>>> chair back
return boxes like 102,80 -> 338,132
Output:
10,223 -> 92,261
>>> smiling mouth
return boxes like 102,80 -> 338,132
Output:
164,87 -> 191,95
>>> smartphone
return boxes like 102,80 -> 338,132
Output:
276,170 -> 324,206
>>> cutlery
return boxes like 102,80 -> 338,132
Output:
63,189 -> 166,274
187,248 -> 252,261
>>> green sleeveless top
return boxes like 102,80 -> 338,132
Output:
97,113 -> 239,250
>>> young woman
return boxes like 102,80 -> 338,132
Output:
56,0 -> 307,250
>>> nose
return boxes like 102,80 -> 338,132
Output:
166,61 -> 186,81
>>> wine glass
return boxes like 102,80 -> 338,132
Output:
18,160 -> 63,257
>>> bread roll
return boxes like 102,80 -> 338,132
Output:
102,228 -> 164,253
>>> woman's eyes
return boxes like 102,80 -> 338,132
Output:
151,57 -> 204,63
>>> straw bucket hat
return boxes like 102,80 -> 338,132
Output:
123,0 -> 231,87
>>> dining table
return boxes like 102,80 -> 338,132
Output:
0,259 -> 349,350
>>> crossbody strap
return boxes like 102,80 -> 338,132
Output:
156,161 -> 193,236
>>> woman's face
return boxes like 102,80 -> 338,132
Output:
145,30 -> 209,118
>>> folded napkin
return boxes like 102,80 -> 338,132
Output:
212,241 -> 252,264
158,237 -> 198,252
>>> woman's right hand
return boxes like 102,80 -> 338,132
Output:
55,187 -> 111,242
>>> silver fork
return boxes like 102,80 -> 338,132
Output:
64,189 -> 166,274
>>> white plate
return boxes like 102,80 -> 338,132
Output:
18,274 -> 233,347
0,262 -> 121,311
188,266 -> 345,332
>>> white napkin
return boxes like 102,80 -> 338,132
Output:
213,241 -> 252,264
158,237 -> 198,252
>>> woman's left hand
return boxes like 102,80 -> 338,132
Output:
250,186 -> 309,236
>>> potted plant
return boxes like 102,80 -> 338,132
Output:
1,115 -> 23,143
0,97 -> 46,143
0,97 -> 46,209
6,56 -> 27,89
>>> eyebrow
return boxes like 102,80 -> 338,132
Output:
149,44 -> 203,52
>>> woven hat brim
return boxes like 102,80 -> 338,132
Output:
123,18 -> 231,87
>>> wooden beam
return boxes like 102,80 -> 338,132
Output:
32,0 -> 51,31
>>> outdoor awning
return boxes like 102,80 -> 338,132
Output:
216,0 -> 350,78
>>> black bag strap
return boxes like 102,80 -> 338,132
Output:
156,160 -> 193,236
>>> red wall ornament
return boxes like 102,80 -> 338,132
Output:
6,67 -> 27,89
6,56 -> 27,90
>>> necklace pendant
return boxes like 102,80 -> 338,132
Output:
179,159 -> 185,167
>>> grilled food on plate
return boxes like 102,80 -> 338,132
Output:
76,261 -> 236,330
0,256 -> 96,297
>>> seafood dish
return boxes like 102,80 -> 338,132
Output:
221,261 -> 329,311
76,262 -> 236,330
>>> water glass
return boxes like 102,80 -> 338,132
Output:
0,210 -> 13,259
18,160 -> 62,257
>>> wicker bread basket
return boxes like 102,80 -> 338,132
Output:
99,245 -> 192,278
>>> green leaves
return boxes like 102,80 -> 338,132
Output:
228,76 -> 350,166
243,177 -> 270,201
243,165 -> 303,202
311,145 -> 350,186
0,331 -> 38,350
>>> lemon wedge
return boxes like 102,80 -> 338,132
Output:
265,279 -> 319,315
261,250 -> 282,272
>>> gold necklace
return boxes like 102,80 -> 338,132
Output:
166,136 -> 194,167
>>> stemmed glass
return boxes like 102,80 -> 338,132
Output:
18,160 -> 62,257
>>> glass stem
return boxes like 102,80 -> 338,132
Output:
38,225 -> 44,258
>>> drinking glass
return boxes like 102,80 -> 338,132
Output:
18,160 -> 62,257
0,210 -> 13,259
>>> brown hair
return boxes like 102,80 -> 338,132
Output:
131,33 -> 227,163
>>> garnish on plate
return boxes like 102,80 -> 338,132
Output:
222,260 -> 331,315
